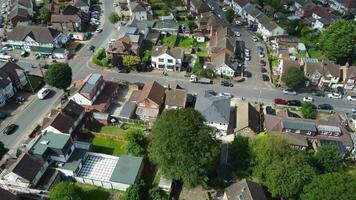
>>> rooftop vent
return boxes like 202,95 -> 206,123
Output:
40,140 -> 49,145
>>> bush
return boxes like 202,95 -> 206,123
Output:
109,12 -> 119,24
301,103 -> 317,119
92,48 -> 112,67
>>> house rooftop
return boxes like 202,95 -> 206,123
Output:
119,101 -> 137,119
136,81 -> 166,106
110,156 -> 143,184
7,26 -> 62,43
165,88 -> 187,108
225,179 -> 267,200
80,73 -> 102,94
30,132 -> 71,156
235,101 -> 260,133
7,153 -> 44,183
282,119 -> 316,132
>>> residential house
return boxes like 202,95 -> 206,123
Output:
232,0 -> 250,16
329,0 -> 356,15
107,27 -> 143,57
130,81 -> 166,121
129,1 -> 148,21
164,85 -> 187,110
223,179 -> 267,200
277,58 -> 300,81
42,100 -> 85,138
152,19 -> 180,34
51,6 -> 90,33
197,11 -> 225,35
0,74 -> 14,107
301,57 -> 323,86
319,61 -> 341,87
0,153 -> 48,189
264,114 -> 317,136
0,188 -> 19,200
70,73 -> 119,112
9,0 -> 35,26
151,46 -> 184,72
212,51 -> 238,77
189,0 -> 210,15
295,2 -> 316,18
269,132 -> 309,150
119,101 -> 137,119
195,90 -> 231,133
256,15 -> 285,39
241,4 -> 264,25
73,0 -> 90,13
6,26 -> 69,56
311,6 -> 338,31
341,63 -> 356,90
234,100 -> 260,136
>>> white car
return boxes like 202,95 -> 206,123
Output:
252,36 -> 258,42
347,95 -> 356,101
219,92 -> 233,98
235,31 -> 241,37
259,52 -> 265,58
327,93 -> 342,99
283,89 -> 297,95
95,28 -> 102,33
37,88 -> 51,100
244,49 -> 250,54
245,55 -> 250,61
302,96 -> 314,102
222,7 -> 227,12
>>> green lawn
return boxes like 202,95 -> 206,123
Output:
269,56 -> 280,69
152,5 -> 169,16
24,75 -> 43,92
76,183 -> 121,200
197,50 -> 209,57
196,41 -> 207,48
99,125 -> 126,135
308,49 -> 321,59
92,137 -> 127,156
162,35 -> 177,47
177,37 -> 194,48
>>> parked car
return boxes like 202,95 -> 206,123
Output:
261,68 -> 267,73
258,46 -> 264,53
37,88 -> 51,100
13,96 -> 25,102
274,98 -> 287,105
244,49 -> 250,55
302,96 -> 313,102
347,95 -> 356,101
259,60 -> 266,66
221,80 -> 233,87
323,86 -> 334,93
245,55 -> 251,61
134,82 -> 145,89
318,104 -> 333,110
327,93 -> 342,99
262,74 -> 269,81
219,92 -> 233,98
95,28 -> 102,33
288,100 -> 301,107
234,31 -> 240,37
3,124 -> 18,135
118,68 -> 130,73
312,90 -> 325,97
265,106 -> 275,115
283,89 -> 297,95
337,86 -> 344,95
252,36 -> 258,42
259,52 -> 265,58
0,112 -> 7,120
243,71 -> 251,78
352,108 -> 356,113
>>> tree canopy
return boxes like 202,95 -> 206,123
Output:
148,187 -> 169,200
281,68 -> 305,89
44,63 -> 72,91
314,144 -> 344,173
125,128 -> 147,157
301,172 -> 356,200
229,135 -> 250,174
319,20 -> 356,63
225,8 -> 235,23
301,103 -> 317,119
123,55 -> 141,70
49,182 -> 82,200
37,7 -> 51,24
109,12 -> 120,24
148,108 -> 220,187
120,180 -> 145,200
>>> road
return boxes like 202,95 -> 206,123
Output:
0,0 -> 116,151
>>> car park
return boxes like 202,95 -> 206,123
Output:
221,80 -> 233,87
347,95 -> 356,101
37,88 -> 51,100
288,100 -> 301,107
259,60 -> 266,66
302,96 -> 313,102
318,104 -> 333,110
283,89 -> 297,95
3,124 -> 18,135
274,98 -> 287,105
327,93 -> 342,99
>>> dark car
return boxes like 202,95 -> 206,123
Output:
323,86 -> 334,93
288,100 -> 302,107
3,124 -> 18,135
259,59 -> 266,66
266,106 -> 275,115
13,96 -> 25,102
312,90 -> 325,97
221,80 -> 234,87
318,104 -> 333,110
134,82 -> 145,89
261,68 -> 267,73
243,71 -> 251,78
262,74 -> 269,81
39,63 -> 49,69
336,86 -> 344,95
88,45 -> 95,52
118,68 -> 130,73
0,112 -> 7,120
274,98 -> 288,105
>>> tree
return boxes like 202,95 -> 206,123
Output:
314,144 -> 344,173
301,172 -> 356,200
148,187 -> 169,200
125,128 -> 147,157
187,21 -> 197,31
250,134 -> 292,182
49,181 -> 82,200
225,8 -> 235,23
281,68 -> 305,89
92,48 -> 111,67
193,57 -> 203,74
265,151 -> 316,199
301,103 -> 317,119
319,20 -> 356,63
109,12 -> 120,24
229,135 -> 250,174
121,180 -> 145,200
123,55 -> 141,70
148,108 -> 220,187
44,63 -> 72,91
37,7 -> 51,24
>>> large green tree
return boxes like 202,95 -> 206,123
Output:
314,144 -> 344,173
229,135 -> 250,174
319,20 -> 356,63
125,128 -> 147,157
301,103 -> 317,119
120,180 -> 145,200
301,172 -> 356,200
109,12 -> 120,24
225,8 -> 235,23
49,182 -> 82,200
148,108 -> 220,187
37,7 -> 51,24
148,187 -> 169,200
123,55 -> 141,70
281,68 -> 305,89
265,151 -> 316,199
44,63 -> 72,91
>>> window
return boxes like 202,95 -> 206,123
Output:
167,59 -> 173,63
158,58 -> 164,62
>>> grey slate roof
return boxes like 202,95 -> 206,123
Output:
8,26 -> 62,43
130,2 -> 146,12
119,101 -> 137,119
110,156 -> 143,184
195,90 -> 231,124
282,119 -> 316,132
80,73 -> 101,94
153,19 -> 180,31
224,179 -> 267,200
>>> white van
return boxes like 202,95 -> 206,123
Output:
37,88 -> 51,99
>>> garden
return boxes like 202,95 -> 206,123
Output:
24,75 -> 44,92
